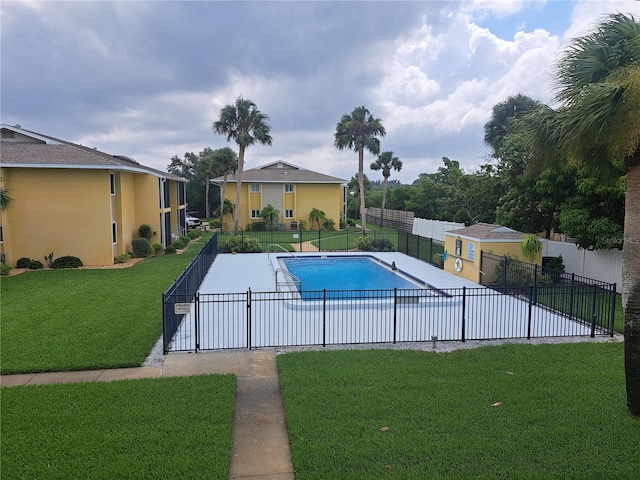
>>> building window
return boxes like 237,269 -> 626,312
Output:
285,184 -> 294,193
110,173 -> 116,195
112,222 -> 117,244
250,183 -> 260,193
285,209 -> 294,218
251,209 -> 261,218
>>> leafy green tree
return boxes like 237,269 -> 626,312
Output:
334,106 -> 386,235
168,151 -> 210,216
484,94 -> 542,155
370,151 -> 403,226
346,174 -> 371,220
197,147 -> 219,219
213,97 -> 272,234
518,13 -> 640,416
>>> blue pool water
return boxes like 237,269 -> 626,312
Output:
282,256 -> 420,299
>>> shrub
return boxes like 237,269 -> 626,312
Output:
138,224 -> 154,240
131,238 -> 151,258
114,253 -> 132,264
52,256 -> 83,269
371,238 -> 394,252
347,218 -> 356,227
220,235 -> 262,253
152,243 -> 164,254
432,253 -> 444,269
179,235 -> 190,245
16,257 -> 31,269
187,230 -> 200,240
164,244 -> 177,254
29,260 -> 44,270
173,239 -> 186,249
209,218 -> 221,229
355,236 -> 374,251
0,264 -> 13,276
246,221 -> 266,232
298,220 -> 307,231
323,219 -> 336,231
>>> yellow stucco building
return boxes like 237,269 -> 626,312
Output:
0,124 -> 187,266
213,161 -> 347,230
444,223 -> 542,284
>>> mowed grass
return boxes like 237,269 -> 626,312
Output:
278,343 -> 640,479
0,234 -> 212,374
1,375 -> 235,479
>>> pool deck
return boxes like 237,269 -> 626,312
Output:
200,252 -> 480,293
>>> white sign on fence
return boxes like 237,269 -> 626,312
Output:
174,303 -> 191,314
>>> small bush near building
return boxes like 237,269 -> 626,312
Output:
152,243 -> 164,254
131,238 -> 151,258
173,239 -> 186,249
138,224 -> 154,240
0,264 -> 13,276
323,219 -> 336,231
179,235 -> 191,245
355,237 -> 394,252
187,230 -> 200,240
114,253 -> 132,264
29,260 -> 44,270
219,235 -> 262,253
52,256 -> 83,269
246,221 -> 267,232
16,257 -> 31,269
298,220 -> 307,231
164,244 -> 177,254
209,218 -> 221,229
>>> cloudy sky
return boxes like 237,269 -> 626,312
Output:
1,0 -> 638,183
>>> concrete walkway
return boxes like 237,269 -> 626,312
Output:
0,349 -> 295,480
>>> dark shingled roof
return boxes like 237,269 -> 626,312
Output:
1,125 -> 184,182
446,223 -> 524,240
213,161 -> 347,184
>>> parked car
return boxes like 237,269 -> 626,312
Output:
186,215 -> 201,229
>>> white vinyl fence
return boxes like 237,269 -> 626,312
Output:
412,218 -> 465,242
544,240 -> 622,293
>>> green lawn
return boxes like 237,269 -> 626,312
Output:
278,343 -> 639,479
1,375 -> 235,479
0,234 -> 212,374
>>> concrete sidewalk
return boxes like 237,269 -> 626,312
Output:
0,350 -> 295,480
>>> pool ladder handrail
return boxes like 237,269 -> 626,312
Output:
274,268 -> 302,292
268,243 -> 301,261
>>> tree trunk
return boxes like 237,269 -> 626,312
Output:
624,156 -> 640,417
358,147 -> 367,235
220,173 -> 228,232
233,145 -> 245,235
205,176 -> 211,219
381,174 -> 389,227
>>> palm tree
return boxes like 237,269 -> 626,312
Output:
370,151 -> 402,226
211,147 -> 238,231
260,204 -> 280,231
309,208 -> 326,230
0,187 -> 12,213
213,97 -> 272,234
518,13 -> 640,416
334,106 -> 386,235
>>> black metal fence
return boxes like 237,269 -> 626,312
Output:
162,234 -> 218,353
165,284 -> 613,352
216,229 -> 445,268
480,252 -> 617,335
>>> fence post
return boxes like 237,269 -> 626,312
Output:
609,284 -> 617,337
461,287 -> 466,342
503,257 -> 508,289
417,235 -> 420,262
393,288 -> 397,344
318,229 -> 321,252
569,274 -> 575,320
429,237 -> 433,265
195,292 -> 200,353
533,265 -> 538,306
247,288 -> 252,350
527,285 -> 534,339
323,289 -> 327,347
590,284 -> 598,338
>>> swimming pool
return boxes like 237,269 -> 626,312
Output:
280,255 -> 429,300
